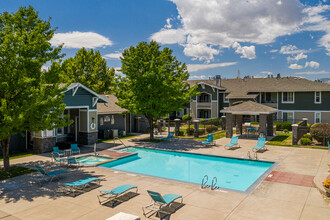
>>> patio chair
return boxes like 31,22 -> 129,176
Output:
97,184 -> 138,205
143,190 -> 183,217
67,157 -> 80,169
61,177 -> 101,196
53,146 -> 64,157
328,141 -> 330,151
35,165 -> 68,184
252,138 -> 267,152
71,144 -> 80,155
224,136 -> 240,149
51,153 -> 66,166
161,132 -> 174,141
201,134 -> 215,146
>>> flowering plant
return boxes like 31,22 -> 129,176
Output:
323,179 -> 330,189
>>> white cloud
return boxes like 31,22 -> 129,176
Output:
232,42 -> 256,59
103,52 -> 122,59
41,65 -> 50,72
288,64 -> 303,69
295,70 -> 330,75
183,44 -> 220,62
189,75 -> 208,80
305,61 -> 320,69
164,18 -> 172,29
150,29 -> 186,44
280,45 -> 306,54
187,62 -> 237,72
287,52 -> 307,62
50,31 -> 112,49
270,49 -> 278,53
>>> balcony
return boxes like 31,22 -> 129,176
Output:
197,101 -> 211,108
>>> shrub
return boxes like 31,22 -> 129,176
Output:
302,134 -> 312,141
186,128 -> 194,136
283,129 -> 288,133
178,130 -> 184,136
310,123 -> 330,144
250,121 -> 259,125
209,117 -> 220,126
274,121 -> 281,131
200,118 -> 207,124
300,138 -> 312,145
324,179 -> 330,189
199,128 -> 205,135
163,116 -> 169,120
206,125 -> 217,133
182,114 -> 192,121
281,122 -> 292,131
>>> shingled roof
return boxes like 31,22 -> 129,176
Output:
220,101 -> 277,115
97,95 -> 127,114
188,77 -> 330,99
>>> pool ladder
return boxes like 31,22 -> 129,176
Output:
113,137 -> 126,147
201,175 -> 219,190
247,151 -> 258,160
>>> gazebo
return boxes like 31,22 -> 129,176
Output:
220,101 -> 278,138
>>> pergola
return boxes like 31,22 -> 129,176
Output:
220,101 -> 278,138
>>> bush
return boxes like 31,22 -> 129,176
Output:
209,117 -> 220,126
200,118 -> 207,124
178,130 -> 184,136
274,121 -> 292,131
163,116 -> 169,120
186,128 -> 194,136
250,121 -> 259,125
182,114 -> 192,121
199,128 -> 205,135
300,138 -> 312,145
283,129 -> 288,133
310,123 -> 330,144
274,121 -> 281,131
302,134 -> 312,141
206,125 -> 217,133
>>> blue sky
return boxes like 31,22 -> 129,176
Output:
1,0 -> 330,80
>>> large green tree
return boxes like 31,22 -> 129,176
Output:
115,41 -> 197,139
56,48 -> 115,94
0,6 -> 70,172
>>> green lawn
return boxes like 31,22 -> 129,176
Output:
176,130 -> 226,140
99,134 -> 141,143
0,151 -> 34,161
0,166 -> 36,181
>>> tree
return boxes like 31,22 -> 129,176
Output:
115,41 -> 197,139
56,48 -> 115,94
0,6 -> 70,172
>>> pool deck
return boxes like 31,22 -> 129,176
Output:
0,134 -> 329,219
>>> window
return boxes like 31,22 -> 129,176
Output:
315,92 -> 321,104
315,112 -> 321,123
282,92 -> 294,103
283,112 -> 294,123
104,115 -> 111,122
99,117 -> 104,126
111,115 -> 115,124
199,93 -> 210,102
223,93 -> 229,103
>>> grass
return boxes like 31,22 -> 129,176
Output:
176,130 -> 226,141
0,166 -> 36,181
266,133 -> 328,150
99,134 -> 141,143
0,151 -> 34,161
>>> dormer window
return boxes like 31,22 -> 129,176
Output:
315,92 -> 321,104
282,92 -> 294,103
223,93 -> 229,103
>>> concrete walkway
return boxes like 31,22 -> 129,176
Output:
0,135 -> 329,220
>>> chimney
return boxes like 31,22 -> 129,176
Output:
215,75 -> 221,87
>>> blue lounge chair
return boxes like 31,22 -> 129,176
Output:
71,144 -> 80,155
225,136 -> 240,149
97,184 -> 138,205
328,141 -> 330,151
35,165 -> 68,184
61,177 -> 101,196
53,146 -> 64,157
161,132 -> 174,141
67,157 -> 80,168
201,134 -> 215,146
143,190 -> 183,217
252,138 -> 267,152
51,153 -> 66,166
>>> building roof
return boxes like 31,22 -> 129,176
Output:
97,94 -> 127,114
187,80 -> 225,90
220,101 -> 278,115
60,83 -> 108,103
188,77 -> 330,99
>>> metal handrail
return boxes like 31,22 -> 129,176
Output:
247,151 -> 251,159
211,177 -> 219,190
254,152 -> 258,160
201,175 -> 208,189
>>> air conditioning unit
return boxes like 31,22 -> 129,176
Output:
111,129 -> 118,138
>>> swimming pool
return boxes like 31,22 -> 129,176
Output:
100,147 -> 276,192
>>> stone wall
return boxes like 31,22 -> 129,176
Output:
33,137 -> 56,154
78,132 -> 98,145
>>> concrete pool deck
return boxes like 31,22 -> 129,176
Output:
0,134 -> 329,219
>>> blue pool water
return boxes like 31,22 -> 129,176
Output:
100,147 -> 274,192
